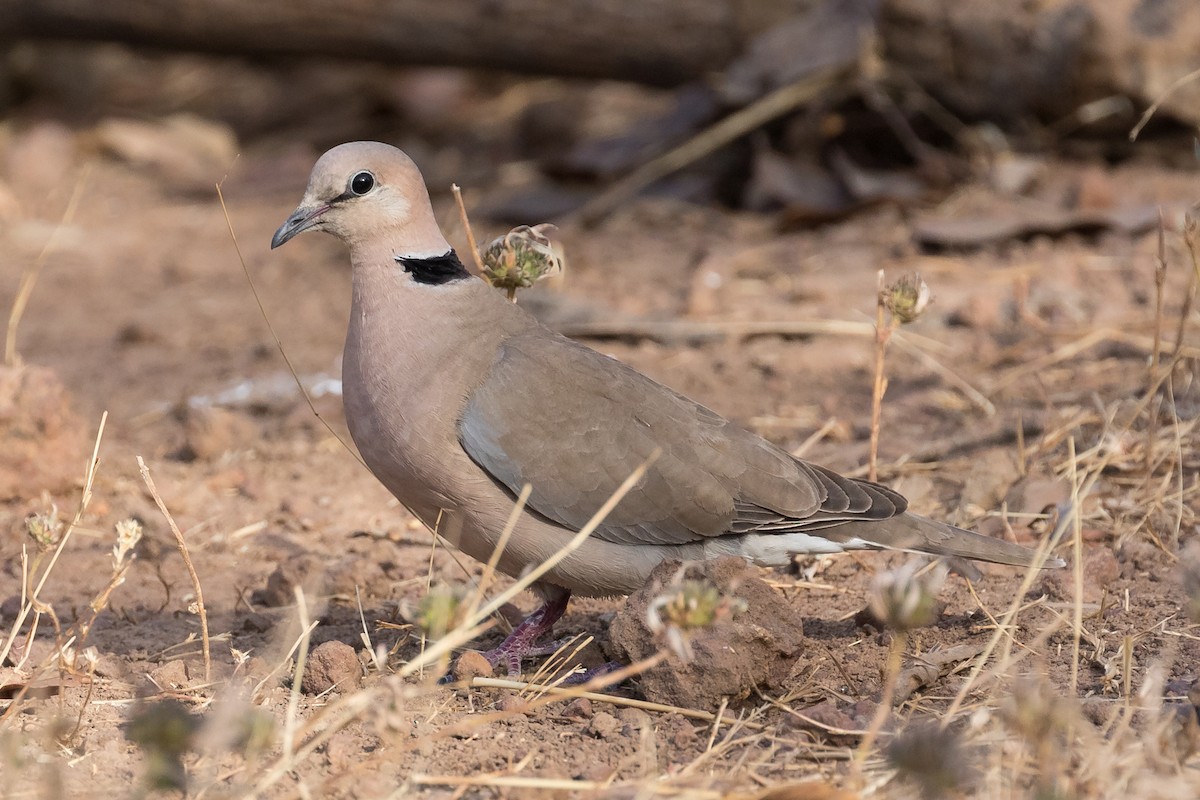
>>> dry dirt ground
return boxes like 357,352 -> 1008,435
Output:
4,79 -> 1200,798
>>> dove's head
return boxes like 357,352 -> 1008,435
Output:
271,141 -> 451,258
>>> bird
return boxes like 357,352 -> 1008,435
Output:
271,141 -> 1063,677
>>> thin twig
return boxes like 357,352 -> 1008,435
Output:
578,64 -> 852,224
282,586 -> 313,765
869,269 -> 892,482
853,630 -> 907,779
1129,65 -> 1200,141
215,181 -> 367,470
1147,211 -> 1167,474
451,184 -> 485,274
138,456 -> 211,683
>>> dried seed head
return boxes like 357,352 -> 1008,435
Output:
999,675 -> 1074,744
25,506 -> 62,551
127,699 -> 201,791
480,223 -> 564,294
883,272 -> 932,324
414,584 -> 463,640
233,707 -> 276,757
886,720 -> 973,797
868,562 -> 945,632
113,518 -> 143,569
647,578 -> 747,661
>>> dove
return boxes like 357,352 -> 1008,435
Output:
271,141 -> 1063,677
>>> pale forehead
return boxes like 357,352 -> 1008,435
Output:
306,141 -> 420,194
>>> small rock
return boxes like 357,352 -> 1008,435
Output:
560,697 -> 593,720
588,711 -> 621,740
1038,545 -> 1121,603
617,707 -> 652,730
662,713 -> 699,750
181,406 -> 257,461
324,729 -> 361,770
1082,546 -> 1120,595
301,641 -> 362,695
452,650 -> 493,683
149,660 -> 191,691
254,554 -> 324,607
93,653 -> 130,680
498,693 -> 528,716
1119,539 -> 1160,575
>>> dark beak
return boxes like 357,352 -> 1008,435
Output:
271,204 -> 329,249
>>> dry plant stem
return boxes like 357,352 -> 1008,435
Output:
450,184 -> 485,274
1147,214 -> 1167,475
853,631 -> 907,777
0,412 -> 106,668
1068,438 -> 1084,697
1129,65 -> 1200,141
4,162 -> 92,367
1175,216 -> 1200,361
578,64 -> 852,224
250,619 -> 320,702
411,776 -> 619,793
282,587 -> 313,764
891,334 -> 995,416
869,270 -> 892,483
138,456 -> 212,683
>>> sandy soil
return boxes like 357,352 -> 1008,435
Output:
3,73 -> 1200,798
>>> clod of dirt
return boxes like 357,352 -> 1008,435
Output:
0,364 -> 88,501
301,640 -> 362,695
587,710 -> 621,740
148,660 -> 191,691
180,405 -> 258,461
1036,544 -> 1120,603
497,693 -> 528,716
608,557 -> 805,711
560,697 -> 593,720
254,553 -> 325,607
451,650 -> 493,683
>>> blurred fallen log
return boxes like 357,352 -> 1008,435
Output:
7,0 -> 1200,130
4,0 -> 814,87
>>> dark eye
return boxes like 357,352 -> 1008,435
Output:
350,171 -> 375,195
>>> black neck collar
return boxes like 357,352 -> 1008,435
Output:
395,250 -> 472,285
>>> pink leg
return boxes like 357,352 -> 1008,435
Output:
480,589 -> 571,677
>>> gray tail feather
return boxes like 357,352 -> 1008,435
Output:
830,513 -> 1065,569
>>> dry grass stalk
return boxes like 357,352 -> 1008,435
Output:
450,183 -> 485,274
0,412 -> 107,670
4,162 -> 92,367
578,64 -> 852,224
281,586 -> 313,767
469,674 -> 763,730
138,456 -> 212,683
869,271 -> 931,481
